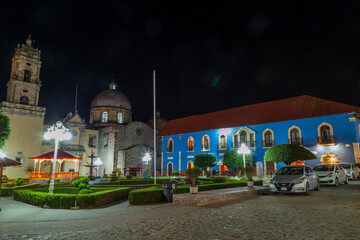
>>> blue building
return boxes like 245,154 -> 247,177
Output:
158,95 -> 360,176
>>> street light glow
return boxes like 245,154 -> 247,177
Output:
0,150 -> 5,158
143,152 -> 152,164
94,157 -> 102,165
237,144 -> 251,170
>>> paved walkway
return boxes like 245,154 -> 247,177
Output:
1,181 -> 360,239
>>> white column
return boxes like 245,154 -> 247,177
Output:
179,151 -> 181,172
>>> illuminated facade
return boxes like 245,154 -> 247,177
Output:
159,96 -> 360,176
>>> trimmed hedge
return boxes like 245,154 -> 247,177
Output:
129,179 -> 263,205
1,183 -> 41,196
94,178 -> 183,186
128,187 -> 163,205
13,187 -> 131,209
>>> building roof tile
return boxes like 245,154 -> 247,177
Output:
158,95 -> 360,136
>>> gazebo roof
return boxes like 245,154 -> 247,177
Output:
31,149 -> 81,161
0,157 -> 21,167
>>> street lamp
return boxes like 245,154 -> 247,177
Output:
44,121 -> 71,194
237,144 -> 251,174
143,152 -> 152,183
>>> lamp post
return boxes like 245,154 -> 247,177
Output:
237,144 -> 251,175
44,121 -> 71,194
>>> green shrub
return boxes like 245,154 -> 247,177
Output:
171,170 -> 180,176
128,187 -> 163,205
245,166 -> 255,181
74,177 -> 90,192
79,189 -> 92,194
14,177 -> 23,186
126,174 -> 133,179
185,167 -> 202,178
212,177 -> 226,183
73,180 -> 80,188
110,171 -> 119,182
1,183 -> 41,196
14,187 -> 131,209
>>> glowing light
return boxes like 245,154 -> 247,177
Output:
237,144 -> 251,155
311,151 -> 318,155
143,152 -> 152,164
0,150 -> 5,158
44,121 -> 72,141
94,158 -> 102,165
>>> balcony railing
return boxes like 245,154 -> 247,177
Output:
262,140 -> 274,148
234,141 -> 256,148
288,138 -> 302,146
30,171 -> 79,180
318,135 -> 335,145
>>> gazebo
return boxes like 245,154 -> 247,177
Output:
30,149 -> 81,181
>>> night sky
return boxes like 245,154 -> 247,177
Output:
1,1 -> 360,124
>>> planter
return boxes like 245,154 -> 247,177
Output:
189,185 -> 198,194
247,180 -> 254,188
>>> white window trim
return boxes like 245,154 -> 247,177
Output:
202,134 -> 210,151
218,135 -> 227,150
232,127 -> 256,149
101,111 -> 108,123
262,128 -> 274,148
187,136 -> 194,152
167,138 -> 174,153
288,125 -> 302,145
167,162 -> 173,176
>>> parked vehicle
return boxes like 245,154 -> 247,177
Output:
338,163 -> 359,180
269,165 -> 319,196
313,164 -> 348,186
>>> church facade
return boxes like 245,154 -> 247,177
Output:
158,96 -> 360,176
1,37 -> 163,179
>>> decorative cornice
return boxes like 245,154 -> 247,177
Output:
0,101 -> 46,118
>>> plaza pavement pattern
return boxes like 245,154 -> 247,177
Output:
1,182 -> 360,239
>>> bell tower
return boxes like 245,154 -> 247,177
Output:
6,35 -> 42,106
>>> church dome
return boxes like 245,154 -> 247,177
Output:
90,84 -> 131,111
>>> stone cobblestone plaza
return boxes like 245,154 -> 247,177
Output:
1,181 -> 360,239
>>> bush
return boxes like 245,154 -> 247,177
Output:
14,177 -> 23,186
1,183 -> 41,196
185,167 -> 202,178
171,170 -> 180,176
126,174 -> 133,179
128,187 -> 163,205
79,189 -> 92,194
245,166 -> 255,181
74,177 -> 90,192
212,177 -> 226,183
14,187 -> 131,209
110,171 -> 119,182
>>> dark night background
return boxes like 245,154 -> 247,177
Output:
1,0 -> 360,124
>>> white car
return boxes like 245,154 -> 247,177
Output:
313,164 -> 348,186
338,163 -> 359,180
269,165 -> 319,196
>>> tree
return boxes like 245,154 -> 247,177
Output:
194,153 -> 216,171
0,114 -> 10,149
264,144 -> 316,165
223,150 -> 253,173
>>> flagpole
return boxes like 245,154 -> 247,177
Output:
153,70 -> 157,184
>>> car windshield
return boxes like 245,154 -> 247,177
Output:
340,164 -> 350,169
313,165 -> 334,171
277,167 -> 304,175
356,164 -> 360,168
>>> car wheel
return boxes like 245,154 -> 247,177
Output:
304,183 -> 310,196
314,180 -> 320,191
334,177 -> 339,187
344,177 -> 349,185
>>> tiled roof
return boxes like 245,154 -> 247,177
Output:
158,95 -> 360,136
31,149 -> 81,160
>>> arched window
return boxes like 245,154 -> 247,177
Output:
187,161 -> 194,169
24,70 -> 31,82
289,126 -> 302,145
167,139 -> 174,153
117,112 -> 123,123
263,130 -> 274,147
219,135 -> 227,150
20,96 -> 29,105
202,135 -> 210,151
187,137 -> 194,152
101,112 -> 108,123
240,130 -> 247,144
167,162 -> 173,176
318,123 -> 334,145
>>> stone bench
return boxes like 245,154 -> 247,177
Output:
173,186 -> 269,206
